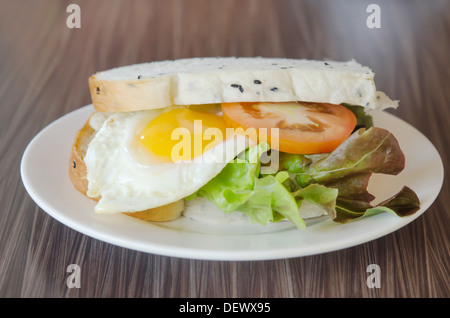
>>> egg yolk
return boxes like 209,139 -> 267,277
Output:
138,108 -> 227,162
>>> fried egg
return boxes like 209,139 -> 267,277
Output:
84,106 -> 251,214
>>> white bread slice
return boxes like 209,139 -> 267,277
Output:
89,57 -> 398,112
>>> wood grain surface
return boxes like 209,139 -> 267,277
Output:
0,0 -> 448,298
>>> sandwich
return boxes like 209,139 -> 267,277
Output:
69,57 -> 420,230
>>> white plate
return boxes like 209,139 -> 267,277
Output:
20,105 -> 444,261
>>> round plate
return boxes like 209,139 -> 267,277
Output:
20,105 -> 444,260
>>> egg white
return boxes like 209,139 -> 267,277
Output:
84,109 -> 251,214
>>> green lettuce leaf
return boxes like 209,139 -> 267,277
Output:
238,172 -> 305,229
341,103 -> 373,131
190,142 -> 270,213
191,143 -> 308,230
293,183 -> 339,219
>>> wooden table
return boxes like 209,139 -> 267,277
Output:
1,0 -> 448,298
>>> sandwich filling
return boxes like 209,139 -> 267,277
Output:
83,101 -> 420,229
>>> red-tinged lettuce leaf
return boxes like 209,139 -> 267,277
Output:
322,173 -> 374,219
334,186 -> 421,223
280,127 -> 420,224
293,127 -> 406,186
324,172 -> 375,203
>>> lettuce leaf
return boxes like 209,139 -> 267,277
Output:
190,126 -> 420,229
281,127 -> 420,223
341,103 -> 373,131
293,183 -> 338,219
189,142 -> 269,213
191,143 -> 308,229
334,186 -> 420,223
285,127 -> 406,186
238,172 -> 305,229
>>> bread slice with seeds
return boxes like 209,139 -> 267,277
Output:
89,57 -> 398,112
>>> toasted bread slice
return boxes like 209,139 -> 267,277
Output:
69,114 -> 97,199
68,115 -> 184,222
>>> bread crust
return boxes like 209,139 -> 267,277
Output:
69,114 -> 97,198
69,115 -> 184,222
89,76 -> 172,112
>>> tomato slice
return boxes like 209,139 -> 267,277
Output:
221,101 -> 357,154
